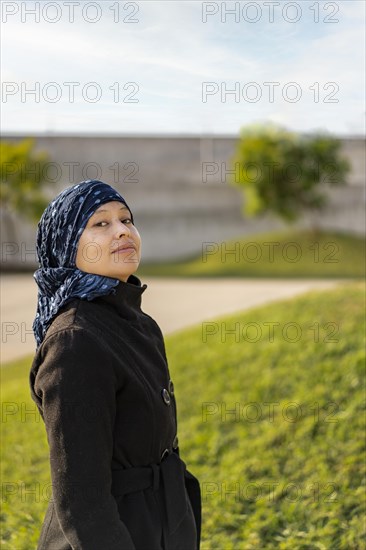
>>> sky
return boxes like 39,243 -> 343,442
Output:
1,0 -> 365,136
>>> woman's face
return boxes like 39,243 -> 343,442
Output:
75,200 -> 141,282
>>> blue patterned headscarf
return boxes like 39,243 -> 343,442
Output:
32,180 -> 135,349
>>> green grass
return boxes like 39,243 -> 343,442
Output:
1,281 -> 365,549
137,229 -> 365,278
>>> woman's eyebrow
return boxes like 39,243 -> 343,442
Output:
93,206 -> 130,215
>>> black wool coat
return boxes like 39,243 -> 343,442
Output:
29,274 -> 201,550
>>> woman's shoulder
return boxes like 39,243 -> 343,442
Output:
42,298 -> 102,346
32,305 -> 110,378
30,302 -> 119,397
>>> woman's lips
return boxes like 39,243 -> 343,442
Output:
111,243 -> 136,253
113,247 -> 135,253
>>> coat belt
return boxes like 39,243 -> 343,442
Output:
111,451 -> 188,536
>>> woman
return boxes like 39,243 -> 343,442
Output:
29,180 -> 201,550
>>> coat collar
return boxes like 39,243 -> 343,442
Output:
92,273 -> 148,320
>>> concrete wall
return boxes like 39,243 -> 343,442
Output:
1,134 -> 365,269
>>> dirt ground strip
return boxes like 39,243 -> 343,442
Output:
1,274 -> 349,364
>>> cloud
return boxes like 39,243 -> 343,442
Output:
1,0 -> 364,135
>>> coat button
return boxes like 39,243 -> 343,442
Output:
161,388 -> 171,405
172,435 -> 179,449
168,380 -> 174,396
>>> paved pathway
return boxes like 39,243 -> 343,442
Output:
1,274 -> 352,364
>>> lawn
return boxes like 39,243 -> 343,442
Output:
1,281 -> 365,549
137,229 -> 365,279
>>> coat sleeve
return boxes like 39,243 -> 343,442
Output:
33,328 -> 136,550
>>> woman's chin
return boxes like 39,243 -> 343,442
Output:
110,266 -> 140,281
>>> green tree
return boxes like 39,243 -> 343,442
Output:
1,138 -> 50,223
230,123 -> 351,230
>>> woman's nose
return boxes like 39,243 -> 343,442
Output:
115,220 -> 131,237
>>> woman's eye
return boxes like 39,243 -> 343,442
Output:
94,218 -> 132,227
